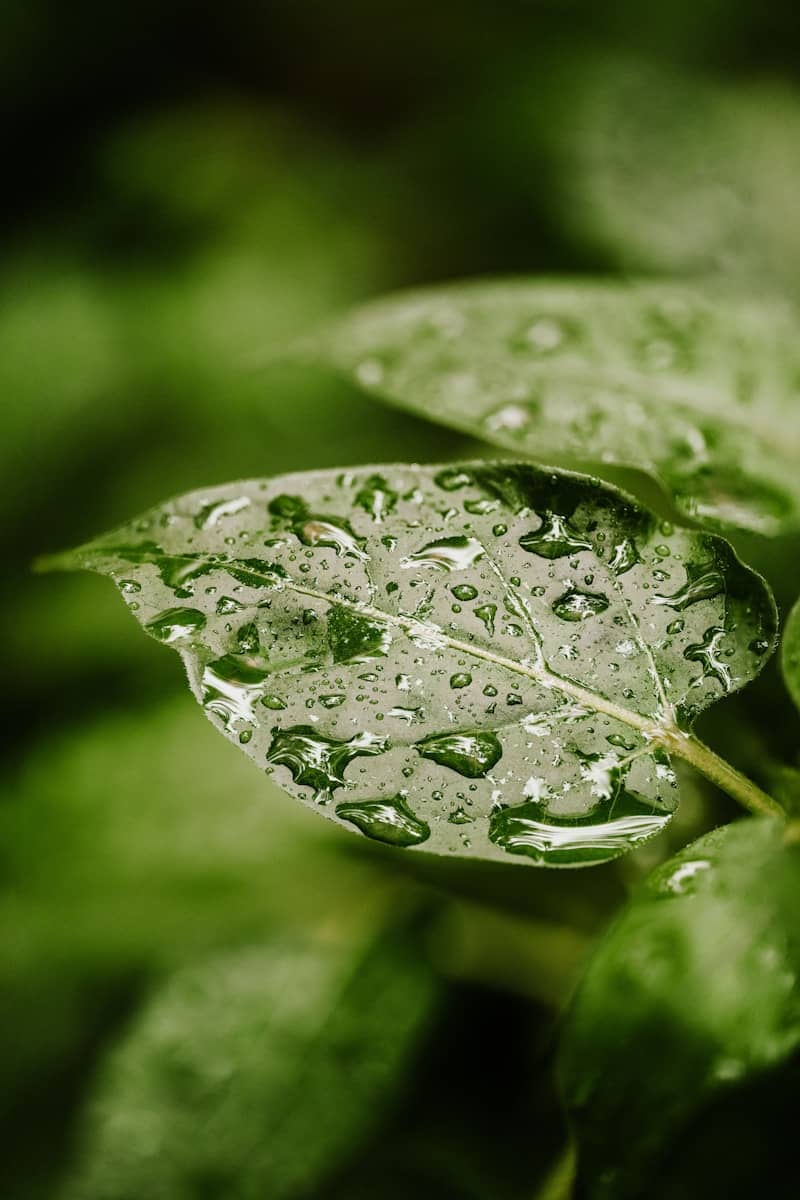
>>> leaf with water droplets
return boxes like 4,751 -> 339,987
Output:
43,461 -> 776,867
560,819 -> 800,1198
782,598 -> 800,716
302,280 -> 800,534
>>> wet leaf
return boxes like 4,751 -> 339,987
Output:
58,923 -> 437,1200
302,280 -> 800,534
782,597 -> 800,715
45,462 -> 776,867
560,819 -> 800,1199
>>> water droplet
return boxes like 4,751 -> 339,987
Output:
489,791 -> 671,865
660,858 -> 711,896
355,357 -> 385,387
448,806 -> 474,825
474,604 -> 497,635
402,535 -> 485,571
464,498 -> 497,515
238,729 -> 252,744
269,494 -> 367,559
355,474 -> 398,523
417,730 -> 502,777
523,316 -> 566,352
261,694 -> 287,710
267,725 -> 388,802
484,403 -> 535,434
608,538 -> 642,576
654,561 -> 724,610
684,626 -> 732,691
328,605 -> 392,663
493,523 -> 508,537
450,672 -> 472,689
434,468 -> 474,492
118,578 -> 141,594
236,621 -> 260,653
146,607 -> 207,644
319,693 -> 346,708
216,595 -> 245,615
666,619 -> 685,635
388,705 -> 424,723
202,655 -> 271,727
336,794 -> 429,847
194,496 -> 251,529
519,513 -> 592,559
552,589 -> 610,622
451,584 -> 478,601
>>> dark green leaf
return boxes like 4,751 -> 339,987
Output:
560,819 -> 800,1199
303,280 -> 800,534
45,462 -> 776,867
57,923 -> 437,1200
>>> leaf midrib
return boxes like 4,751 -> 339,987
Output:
90,545 -> 668,742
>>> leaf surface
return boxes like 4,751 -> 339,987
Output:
302,279 -> 800,534
48,462 -> 776,866
560,819 -> 800,1199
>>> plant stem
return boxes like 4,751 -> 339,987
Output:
534,1145 -> 575,1200
665,732 -> 786,820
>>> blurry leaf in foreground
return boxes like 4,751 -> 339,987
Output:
782,596 -> 800,715
303,278 -> 800,534
58,923 -> 437,1200
45,461 -> 776,867
560,819 -> 800,1199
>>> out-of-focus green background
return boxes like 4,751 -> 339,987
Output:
4,3 -> 800,1197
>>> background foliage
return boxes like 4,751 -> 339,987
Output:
4,2 -> 800,1196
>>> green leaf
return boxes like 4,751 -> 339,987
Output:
559,818 -> 800,1199
530,51 -> 800,290
57,922 -> 437,1200
301,279 -> 800,534
45,462 -> 776,867
782,597 -> 800,715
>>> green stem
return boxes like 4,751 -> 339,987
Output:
665,732 -> 786,821
534,1145 -> 575,1200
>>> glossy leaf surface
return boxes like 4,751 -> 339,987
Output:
303,280 -> 800,534
48,462 -> 776,866
560,819 -> 800,1199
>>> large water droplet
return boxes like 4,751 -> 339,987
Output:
266,725 -> 388,802
416,730 -> 502,778
608,537 -> 642,576
684,626 -> 732,691
402,536 -> 485,571
552,589 -> 610,622
451,584 -> 478,602
654,561 -> 724,610
519,513 -> 592,560
335,795 -> 430,847
146,607 -> 207,643
489,792 -> 671,865
202,655 -> 271,728
269,494 -> 367,559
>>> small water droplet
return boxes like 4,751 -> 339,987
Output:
608,538 -> 641,576
355,474 -> 398,523
450,672 -> 472,689
474,603 -> 497,635
328,606 -> 392,663
319,693 -> 346,708
448,806 -> 474,825
451,584 -> 478,601
684,626 -> 732,691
